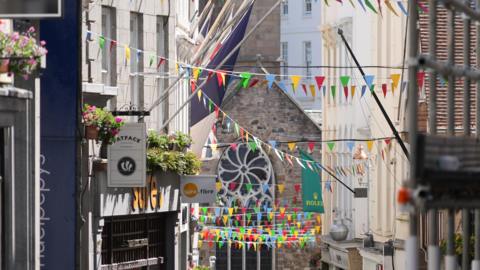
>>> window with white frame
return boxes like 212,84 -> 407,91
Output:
130,12 -> 144,111
304,0 -> 312,15
282,0 -> 288,15
304,41 -> 312,77
281,42 -> 288,76
101,6 -> 116,86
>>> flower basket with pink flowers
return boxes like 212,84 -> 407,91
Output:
82,104 -> 125,147
0,26 -> 48,78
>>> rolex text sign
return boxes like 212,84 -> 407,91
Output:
108,123 -> 146,187
180,175 -> 217,203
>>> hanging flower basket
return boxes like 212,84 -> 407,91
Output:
85,125 -> 99,140
0,26 -> 48,78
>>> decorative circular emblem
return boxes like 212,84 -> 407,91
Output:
183,183 -> 199,198
117,157 -> 136,176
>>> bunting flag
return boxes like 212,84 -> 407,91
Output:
291,75 -> 302,91
124,45 -> 131,61
197,89 -> 203,101
346,141 -> 355,152
397,1 -> 408,15
377,0 -> 383,16
358,0 -> 367,11
417,71 -> 426,91
326,142 -> 335,152
278,184 -> 285,194
322,86 -> 326,97
266,74 -> 276,89
98,36 -> 105,49
301,84 -> 308,96
309,84 -> 316,97
307,142 -> 315,153
364,75 -> 375,90
340,76 -> 350,99
382,83 -> 387,98
385,0 -> 399,16
288,142 -> 296,152
361,85 -> 367,98
217,71 -> 226,87
240,72 -> 252,88
366,140 -> 374,151
331,85 -> 336,99
391,74 -> 401,93
315,76 -> 325,90
351,85 -> 356,98
365,0 -> 378,13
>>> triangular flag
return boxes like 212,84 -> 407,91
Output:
327,142 -> 335,151
364,75 -> 375,89
157,57 -> 166,69
391,74 -> 401,92
397,1 -> 408,15
365,0 -> 378,13
315,76 -> 325,90
240,72 -> 252,88
268,140 -> 277,149
324,0 -> 330,6
149,55 -> 154,67
385,0 -> 399,16
322,86 -> 326,97
217,71 -> 225,87
288,142 -> 296,151
382,83 -> 387,97
361,85 -> 367,98
216,182 -> 222,192
266,74 -> 276,89
385,138 -> 392,145
346,141 -> 355,152
377,0 -> 383,16
291,75 -> 302,91
366,140 -> 374,151
340,76 -> 350,87
344,86 -> 349,99
278,184 -> 285,194
417,71 -> 425,91
358,0 -> 367,11
309,84 -> 316,97
125,46 -> 131,61
98,36 -> 105,49
193,68 -> 201,81
109,40 -> 116,52
248,141 -> 257,152
301,84 -> 308,95
351,85 -> 356,98
331,85 -> 336,99
308,142 -> 315,153
249,78 -> 260,88
197,89 -> 203,101
348,0 -> 356,7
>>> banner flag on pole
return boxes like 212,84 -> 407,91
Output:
300,150 -> 324,213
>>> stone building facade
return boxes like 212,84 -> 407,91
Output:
199,78 -> 323,269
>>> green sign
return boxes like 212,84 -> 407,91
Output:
300,150 -> 324,213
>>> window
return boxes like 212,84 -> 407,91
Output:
304,0 -> 312,15
282,0 -> 288,15
130,12 -> 144,111
157,16 -> 169,132
101,6 -> 116,86
281,42 -> 288,76
304,41 -> 312,77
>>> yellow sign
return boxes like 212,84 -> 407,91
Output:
183,183 -> 199,198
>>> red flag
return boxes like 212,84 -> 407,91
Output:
216,71 -> 224,87
294,184 -> 301,193
417,71 -> 425,91
314,76 -> 325,89
308,142 -> 315,153
302,84 -> 308,95
191,79 -> 196,93
157,57 -> 166,69
249,78 -> 259,88
344,86 -> 349,99
385,138 -> 391,145
382,83 -> 387,97
109,40 -> 117,52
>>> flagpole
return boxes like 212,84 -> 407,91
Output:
337,28 -> 410,160
157,0 -> 282,131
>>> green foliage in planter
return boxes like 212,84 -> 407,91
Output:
440,233 -> 475,259
147,131 -> 201,175
147,130 -> 193,152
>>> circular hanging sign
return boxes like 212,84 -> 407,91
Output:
117,156 -> 136,176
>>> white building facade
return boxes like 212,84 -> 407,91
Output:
280,0 -> 322,114
319,3 -> 410,270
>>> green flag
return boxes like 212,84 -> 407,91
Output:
300,150 -> 324,213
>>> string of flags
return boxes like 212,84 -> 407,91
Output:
86,30 -> 430,100
323,0 -> 429,16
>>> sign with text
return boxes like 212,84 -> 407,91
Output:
108,123 -> 146,187
180,175 -> 217,203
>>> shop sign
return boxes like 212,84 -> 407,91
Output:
180,175 -> 217,203
108,123 -> 146,187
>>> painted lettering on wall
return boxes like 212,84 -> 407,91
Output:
39,154 -> 50,268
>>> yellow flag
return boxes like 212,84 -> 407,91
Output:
291,75 -> 302,90
125,46 -> 131,61
197,89 -> 202,101
193,67 -> 200,81
288,142 -> 296,151
280,207 -> 286,215
385,0 -> 399,16
277,242 -> 282,248
315,225 -> 321,234
351,85 -> 356,98
391,74 -> 401,92
198,240 -> 203,248
316,215 -> 321,224
278,184 -> 285,194
222,215 -> 228,225
310,84 -> 316,97
228,207 -> 234,216
366,140 -> 374,152
216,182 -> 222,192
